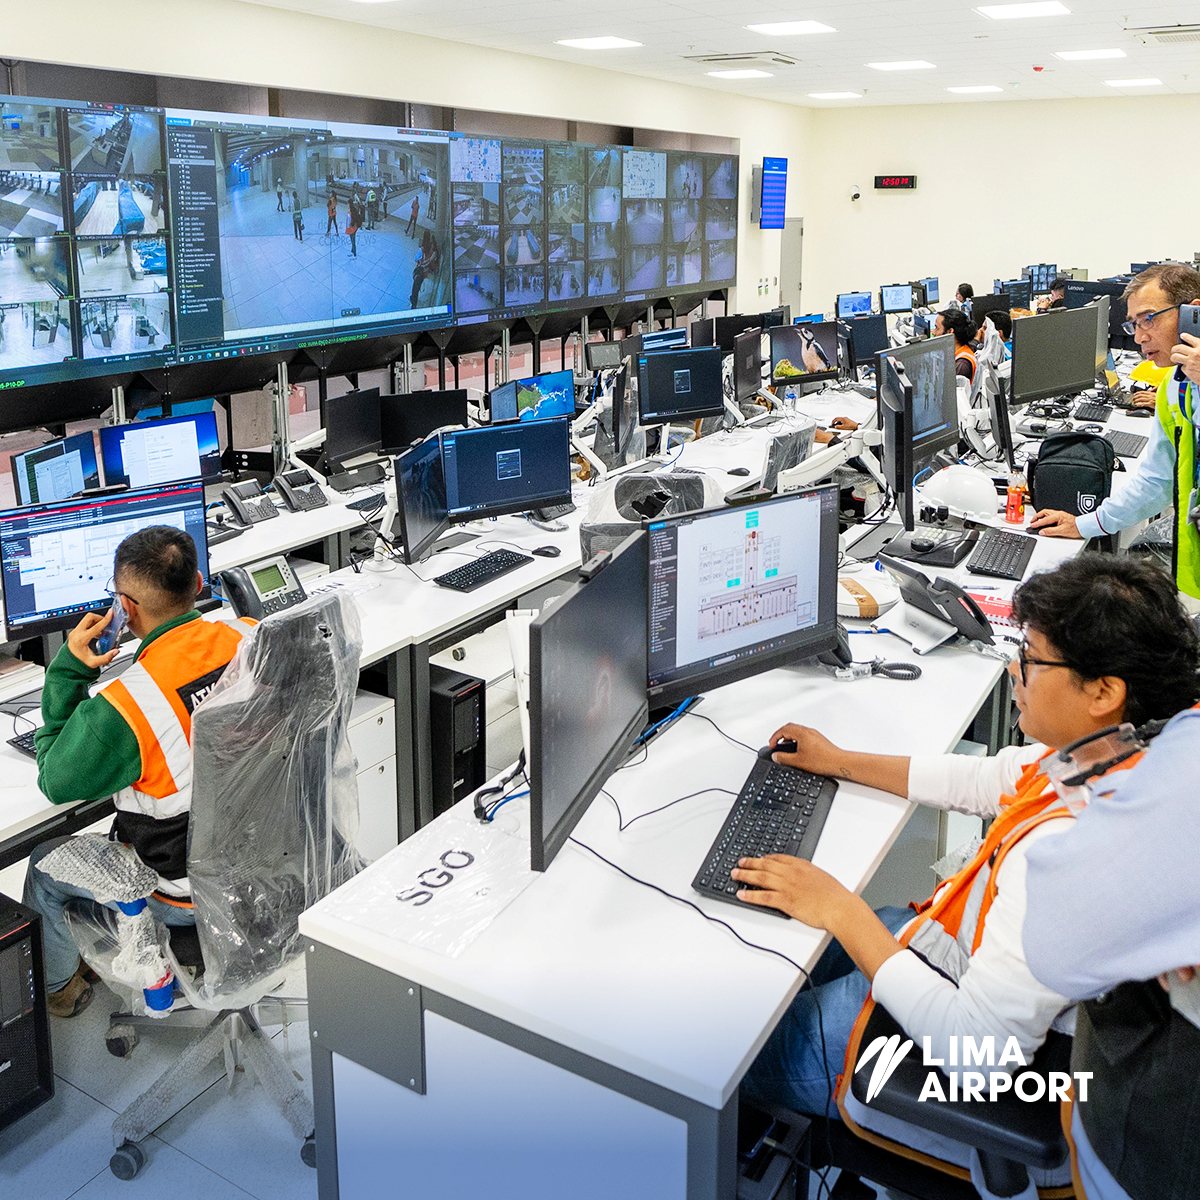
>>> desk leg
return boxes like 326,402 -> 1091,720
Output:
410,641 -> 434,831
386,649 -> 418,842
973,669 -> 1013,755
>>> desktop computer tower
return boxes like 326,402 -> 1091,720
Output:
0,894 -> 53,1133
430,666 -> 487,816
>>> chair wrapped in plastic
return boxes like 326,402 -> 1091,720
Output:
63,591 -> 365,1180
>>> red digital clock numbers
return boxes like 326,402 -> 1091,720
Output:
875,175 -> 917,190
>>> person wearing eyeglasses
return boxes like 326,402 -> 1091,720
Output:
1029,264 -> 1200,599
736,555 -> 1199,1180
21,527 -> 256,1018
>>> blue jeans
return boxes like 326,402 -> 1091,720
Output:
741,905 -> 913,1117
22,836 -> 195,993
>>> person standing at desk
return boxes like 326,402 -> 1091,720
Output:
934,307 -> 979,383
1029,265 -> 1200,600
22,527 -> 255,1018
733,556 -> 1199,1165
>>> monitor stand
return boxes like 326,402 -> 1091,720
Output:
327,459 -> 386,492
431,530 -> 479,554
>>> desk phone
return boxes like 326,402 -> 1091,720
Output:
274,469 -> 330,513
222,479 -> 279,526
220,555 -> 307,619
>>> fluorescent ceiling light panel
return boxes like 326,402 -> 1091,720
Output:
867,60 -> 936,71
947,85 -> 1004,93
808,91 -> 862,99
976,2 -> 1070,18
1054,48 -> 1126,60
707,68 -> 773,79
555,36 -> 642,50
1105,77 -> 1163,87
745,20 -> 836,36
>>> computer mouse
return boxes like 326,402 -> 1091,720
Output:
1127,407 -> 1153,418
727,467 -> 752,477
759,737 -> 798,760
910,535 -> 938,553
532,545 -> 561,558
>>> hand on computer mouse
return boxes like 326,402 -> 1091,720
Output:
764,724 -> 841,775
1028,508 -> 1082,538
830,416 -> 860,432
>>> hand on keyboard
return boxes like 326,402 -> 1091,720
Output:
729,855 -> 849,925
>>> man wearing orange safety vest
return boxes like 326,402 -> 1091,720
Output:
23,527 -> 255,1018
737,555 -> 1199,1188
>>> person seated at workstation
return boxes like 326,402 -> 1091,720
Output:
985,307 -> 1013,360
934,307 -> 978,382
22,527 -> 255,1018
1030,264 -> 1200,602
735,556 -> 1199,1160
1037,276 -> 1069,311
954,281 -> 974,317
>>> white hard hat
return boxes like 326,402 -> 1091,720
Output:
919,465 -> 998,521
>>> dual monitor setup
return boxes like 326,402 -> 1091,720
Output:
835,276 -> 940,321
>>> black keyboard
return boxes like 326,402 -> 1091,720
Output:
1074,401 -> 1113,423
206,522 -> 243,546
8,729 -> 37,759
966,527 -> 1038,582
692,758 -> 837,917
1106,430 -> 1148,459
346,494 -> 385,512
433,548 -> 532,592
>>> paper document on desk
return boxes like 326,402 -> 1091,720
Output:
319,807 -> 538,957
790,391 -> 875,429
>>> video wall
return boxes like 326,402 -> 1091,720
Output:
0,92 -> 739,391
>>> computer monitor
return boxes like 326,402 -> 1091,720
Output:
393,437 -> 449,564
847,315 -> 889,372
530,531 -> 648,871
0,481 -> 212,641
586,341 -> 624,372
768,322 -> 838,385
642,327 -> 688,351
380,389 -> 469,451
636,348 -> 725,426
1000,279 -> 1033,310
986,369 -> 1017,472
971,293 -> 1011,324
490,369 -> 575,425
645,487 -> 840,708
877,336 -> 959,532
880,284 -> 915,315
909,281 -> 928,309
761,426 -> 817,492
760,308 -> 789,329
920,277 -> 940,305
324,388 -> 383,468
441,417 -> 573,522
712,314 -> 764,353
733,329 -> 763,403
610,364 -> 638,464
11,432 -> 101,507
1063,279 -> 1125,310
1093,296 -> 1111,379
1010,307 -> 1098,406
837,292 -> 872,320
1130,262 -> 1154,275
690,317 -> 715,347
99,413 -> 221,490
793,313 -> 826,325
1025,264 -> 1058,293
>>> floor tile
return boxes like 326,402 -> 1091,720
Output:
485,706 -> 525,774
68,1136 -> 257,1200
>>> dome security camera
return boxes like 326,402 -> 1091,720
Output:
850,184 -> 862,202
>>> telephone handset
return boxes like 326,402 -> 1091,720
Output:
878,554 -> 994,645
275,468 -> 330,513
222,479 -> 279,526
219,555 -> 306,619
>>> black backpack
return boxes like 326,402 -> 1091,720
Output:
1027,430 -> 1118,517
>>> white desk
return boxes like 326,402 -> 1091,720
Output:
299,630 -> 1016,1200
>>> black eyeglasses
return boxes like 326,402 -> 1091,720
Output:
104,577 -> 140,607
1122,304 -> 1179,337
1016,639 -> 1073,687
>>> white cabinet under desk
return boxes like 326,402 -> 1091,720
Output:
346,690 -> 397,862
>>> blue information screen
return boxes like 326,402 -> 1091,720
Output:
759,157 -> 788,230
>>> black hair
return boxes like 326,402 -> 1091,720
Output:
114,526 -> 199,609
1012,553 -> 1200,727
987,309 -> 1013,340
957,282 -> 975,300
938,308 -> 978,346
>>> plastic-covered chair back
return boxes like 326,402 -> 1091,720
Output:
184,591 -> 365,1007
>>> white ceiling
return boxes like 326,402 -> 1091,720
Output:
238,0 -> 1200,107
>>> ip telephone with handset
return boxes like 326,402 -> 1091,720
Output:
879,554 -> 994,645
274,468 -> 330,513
219,555 -> 307,619
221,479 -> 279,526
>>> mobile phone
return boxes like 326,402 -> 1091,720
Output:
1180,305 -> 1200,342
94,599 -> 127,655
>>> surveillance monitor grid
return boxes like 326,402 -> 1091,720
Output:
880,283 -> 915,315
768,321 -> 838,385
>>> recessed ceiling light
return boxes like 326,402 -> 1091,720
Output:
554,36 -> 642,50
867,60 -> 936,71
1054,48 -> 1126,60
976,2 -> 1070,19
808,91 -> 862,100
745,20 -> 836,36
947,85 -> 1004,93
1106,77 -> 1163,88
707,68 -> 774,79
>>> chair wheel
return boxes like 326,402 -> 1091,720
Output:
301,1135 -> 317,1168
110,1141 -> 146,1180
106,1025 -> 138,1058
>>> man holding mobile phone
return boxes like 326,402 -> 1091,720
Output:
1030,264 -> 1200,601
21,527 -> 255,1018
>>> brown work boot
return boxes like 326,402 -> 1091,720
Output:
47,965 -> 94,1018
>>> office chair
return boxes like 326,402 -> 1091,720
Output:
65,592 -> 365,1181
753,1006 -> 1075,1200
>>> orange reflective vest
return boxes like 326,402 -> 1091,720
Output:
100,616 -> 254,897
956,342 -> 978,382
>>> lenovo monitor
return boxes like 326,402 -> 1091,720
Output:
394,437 -> 450,564
1010,307 -> 1098,406
636,348 -> 725,426
380,389 -> 469,451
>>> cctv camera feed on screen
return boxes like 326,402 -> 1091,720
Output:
769,321 -> 838,383
164,109 -> 453,360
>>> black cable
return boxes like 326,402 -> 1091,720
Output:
865,659 -> 923,682
683,710 -> 757,754
473,751 -> 527,822
600,785 -> 735,832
